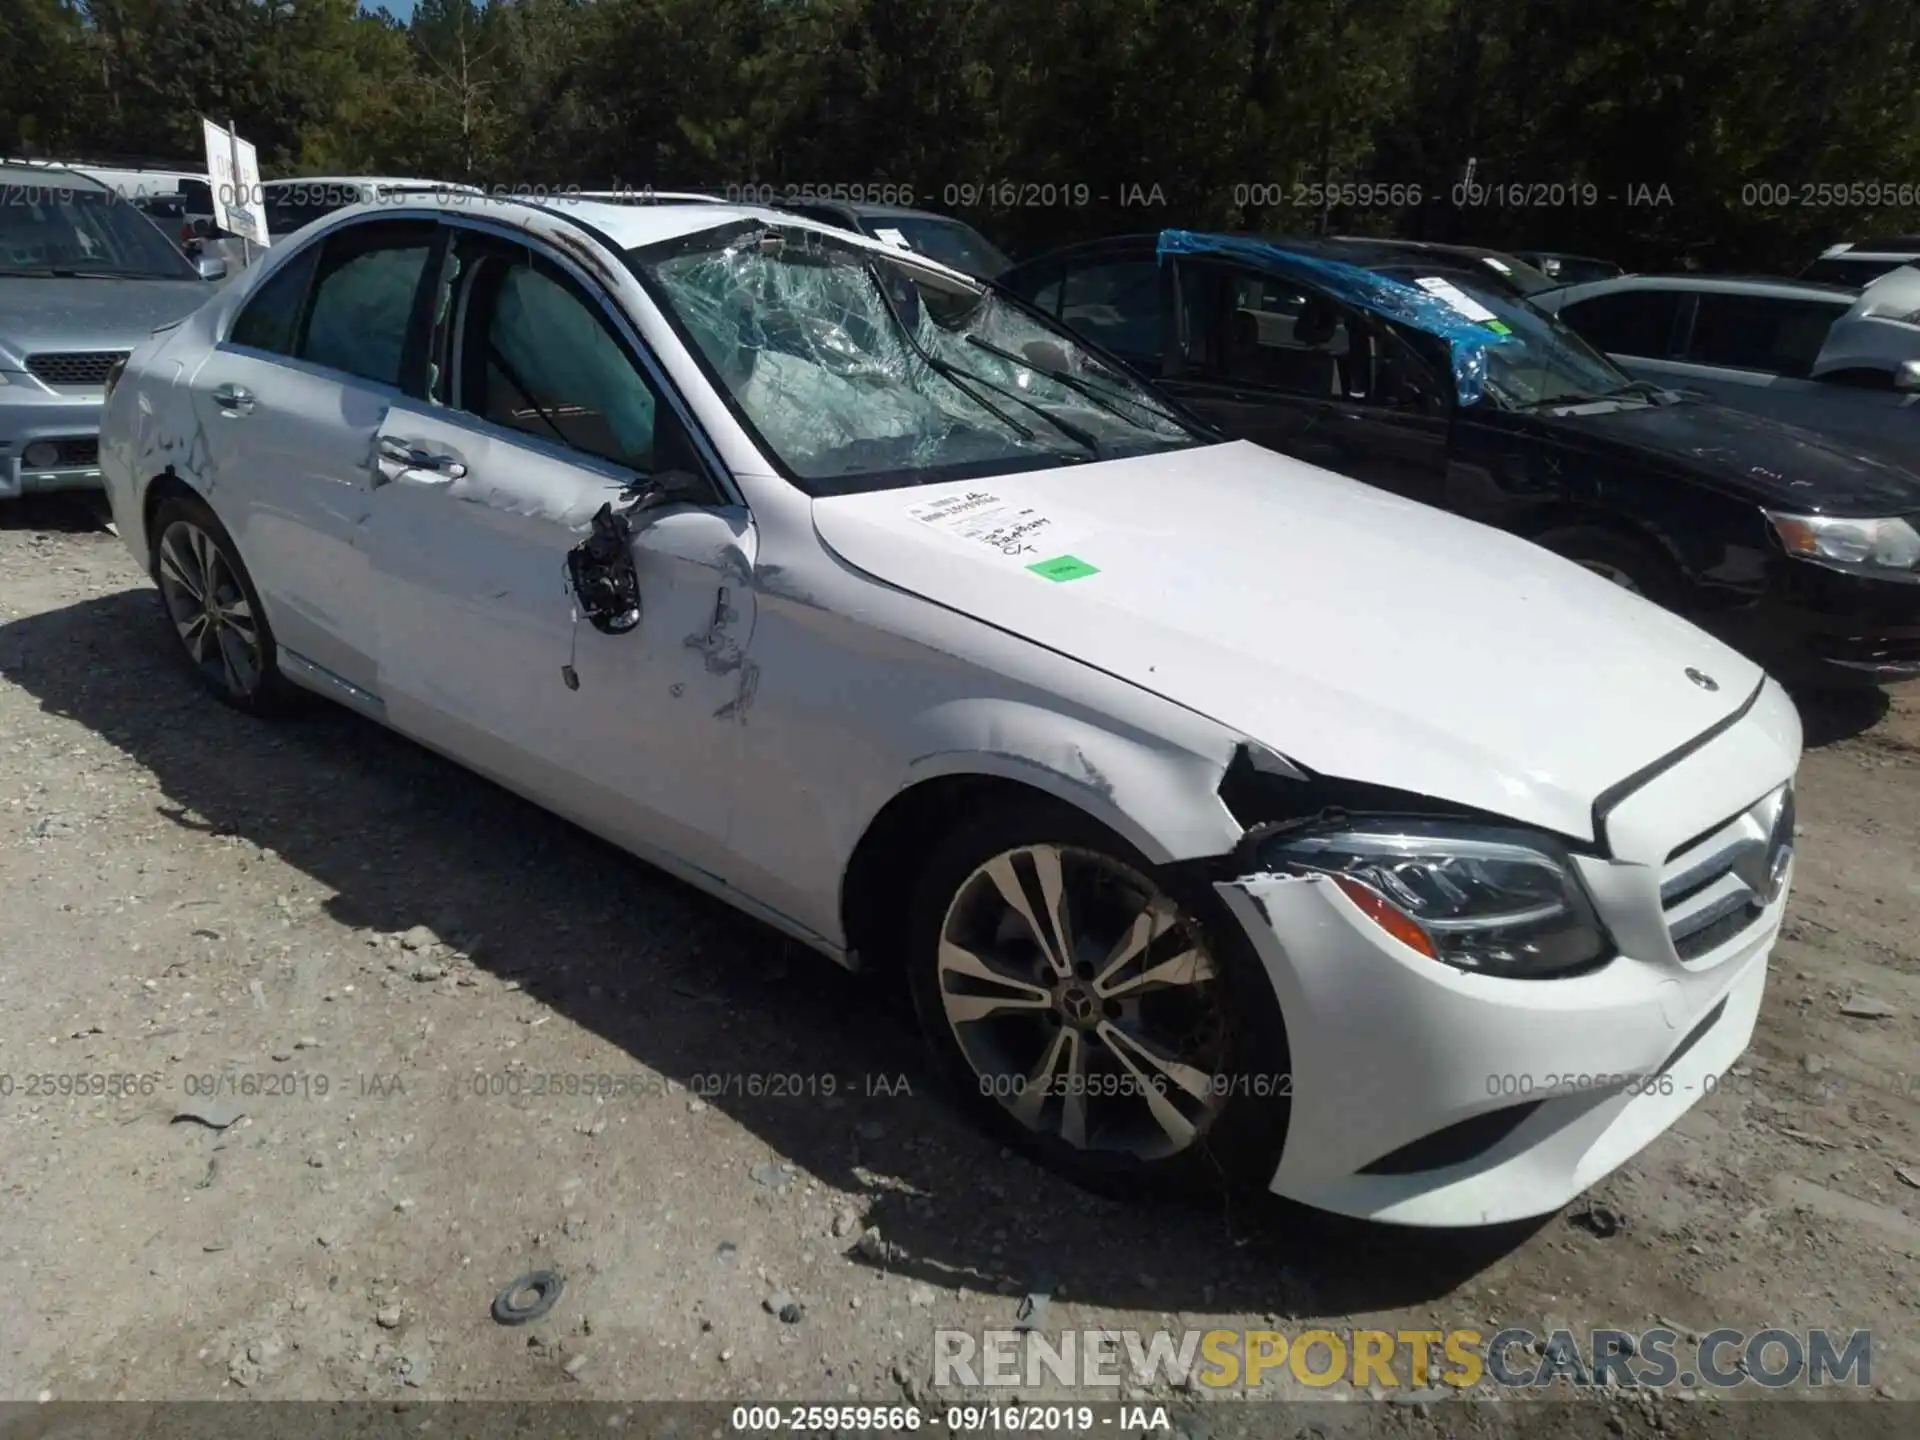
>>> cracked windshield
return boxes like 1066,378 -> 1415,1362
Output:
636,225 -> 1202,493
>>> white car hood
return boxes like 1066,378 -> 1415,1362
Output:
809,440 -> 1763,841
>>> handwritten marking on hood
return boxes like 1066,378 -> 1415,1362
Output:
906,491 -> 1073,560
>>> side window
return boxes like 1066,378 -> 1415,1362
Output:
1558,290 -> 1681,358
1058,259 -> 1162,365
1214,268 -> 1363,400
1685,294 -> 1850,378
229,242 -> 322,355
299,222 -> 436,389
452,243 -> 673,474
1007,263 -> 1063,317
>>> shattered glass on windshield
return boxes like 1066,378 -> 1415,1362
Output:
637,225 -> 1197,492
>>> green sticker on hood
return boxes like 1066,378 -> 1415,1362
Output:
1028,554 -> 1100,582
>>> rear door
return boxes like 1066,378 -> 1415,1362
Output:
187,217 -> 441,695
358,224 -> 756,875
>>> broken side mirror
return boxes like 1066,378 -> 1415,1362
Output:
563,470 -> 707,637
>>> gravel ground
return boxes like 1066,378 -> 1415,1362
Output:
1,495 -> 1916,1433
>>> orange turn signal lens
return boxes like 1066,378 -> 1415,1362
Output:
1769,516 -> 1820,556
1331,874 -> 1439,959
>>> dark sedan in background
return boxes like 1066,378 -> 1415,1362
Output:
1000,231 -> 1920,687
774,198 -> 1012,279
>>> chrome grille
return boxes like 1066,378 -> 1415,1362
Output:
1661,783 -> 1793,961
25,350 -> 130,389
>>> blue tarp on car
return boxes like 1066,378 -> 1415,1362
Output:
1156,229 -> 1516,405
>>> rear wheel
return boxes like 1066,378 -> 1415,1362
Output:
905,799 -> 1291,1198
150,494 -> 298,715
1535,525 -> 1680,605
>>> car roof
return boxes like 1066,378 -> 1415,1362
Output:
1555,273 -> 1860,300
301,194 -> 980,284
1823,238 -> 1920,256
262,175 -> 467,190
0,162 -> 108,192
782,200 -> 976,225
1006,231 -> 1511,280
575,190 -> 725,204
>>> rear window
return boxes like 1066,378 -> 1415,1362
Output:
874,217 -> 1011,279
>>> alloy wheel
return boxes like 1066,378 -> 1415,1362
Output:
935,844 -> 1231,1161
156,520 -> 262,697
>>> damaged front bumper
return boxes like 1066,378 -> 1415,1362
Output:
1213,678 -> 1801,1228
1217,867 -> 1777,1227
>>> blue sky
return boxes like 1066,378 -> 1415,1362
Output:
362,1 -> 417,19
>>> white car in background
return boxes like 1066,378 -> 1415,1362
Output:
1536,269 -> 1920,469
97,196 -> 1801,1225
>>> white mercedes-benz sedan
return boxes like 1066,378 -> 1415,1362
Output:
98,197 -> 1802,1226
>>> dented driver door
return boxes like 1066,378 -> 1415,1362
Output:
355,231 -> 757,877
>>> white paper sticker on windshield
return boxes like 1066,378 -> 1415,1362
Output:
1415,276 -> 1498,323
874,227 -> 913,250
908,491 -> 1067,560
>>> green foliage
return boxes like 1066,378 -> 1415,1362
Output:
2,0 -> 1914,270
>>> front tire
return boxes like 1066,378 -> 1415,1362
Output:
905,799 -> 1292,1198
150,494 -> 298,715
1535,525 -> 1681,606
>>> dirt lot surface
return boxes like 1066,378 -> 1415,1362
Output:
1,496 -> 1915,1435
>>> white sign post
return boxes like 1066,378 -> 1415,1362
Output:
201,116 -> 270,264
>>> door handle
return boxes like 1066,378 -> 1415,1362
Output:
210,383 -> 254,415
373,435 -> 468,484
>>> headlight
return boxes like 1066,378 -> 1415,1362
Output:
1766,511 -> 1920,582
1262,818 -> 1612,978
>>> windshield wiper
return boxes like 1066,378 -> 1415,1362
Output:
0,266 -> 143,279
1516,391 -> 1609,410
965,334 -> 1187,430
864,260 -> 1100,457
1602,379 -> 1670,402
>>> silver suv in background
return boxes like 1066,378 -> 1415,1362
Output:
1801,238 -> 1920,287
0,165 -> 218,499
1535,269 -> 1920,468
